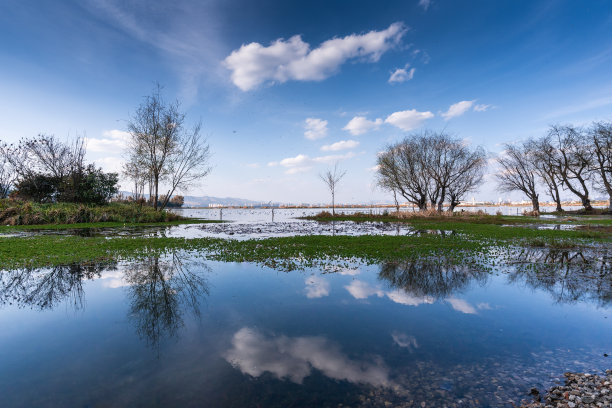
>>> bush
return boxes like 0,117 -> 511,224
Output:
0,200 -> 183,225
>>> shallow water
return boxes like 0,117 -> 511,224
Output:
0,253 -> 610,407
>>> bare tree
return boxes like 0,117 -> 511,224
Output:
377,137 -> 429,210
0,143 -> 17,198
528,136 -> 564,212
496,142 -> 540,212
126,85 -> 211,211
320,163 -> 346,216
446,149 -> 486,212
377,132 -> 485,212
590,122 -> 612,211
159,122 -> 211,211
548,125 -> 595,211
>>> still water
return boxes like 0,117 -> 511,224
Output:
0,250 -> 610,407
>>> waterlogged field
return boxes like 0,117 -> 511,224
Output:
0,208 -> 610,407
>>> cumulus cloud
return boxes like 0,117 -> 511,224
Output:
85,129 -> 130,153
305,276 -> 330,298
224,23 -> 407,91
224,327 -> 391,386
321,140 -> 360,151
343,116 -> 383,135
441,100 -> 475,120
269,152 -> 356,174
446,297 -> 477,314
385,109 -> 434,131
304,118 -> 328,140
388,65 -> 415,83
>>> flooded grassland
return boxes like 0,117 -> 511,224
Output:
0,209 -> 610,407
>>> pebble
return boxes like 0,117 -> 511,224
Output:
520,370 -> 612,408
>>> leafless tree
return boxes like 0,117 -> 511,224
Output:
158,121 -> 211,211
320,163 -> 346,216
446,150 -> 486,212
590,122 -> 612,211
496,142 -> 540,212
377,137 -> 429,210
548,125 -> 595,211
125,84 -> 211,211
377,132 -> 485,212
0,143 -> 17,198
122,160 -> 147,202
528,136 -> 564,212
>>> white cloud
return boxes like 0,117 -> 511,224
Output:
337,268 -> 360,276
385,109 -> 434,131
446,297 -> 477,314
304,276 -> 330,298
474,104 -> 491,112
388,66 -> 415,83
320,140 -> 360,152
304,118 -> 328,140
280,154 -> 311,167
246,163 -> 260,168
343,116 -> 383,135
85,129 -> 130,153
477,302 -> 492,310
224,327 -> 391,386
92,156 -> 124,174
270,152 -> 356,174
386,290 -> 434,306
224,23 -> 407,91
442,100 -> 475,120
345,280 -> 384,299
418,0 -> 432,11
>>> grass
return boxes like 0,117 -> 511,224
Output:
0,219 -> 606,271
0,218 -> 221,233
0,200 -> 185,226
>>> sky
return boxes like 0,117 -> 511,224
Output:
1,0 -> 612,204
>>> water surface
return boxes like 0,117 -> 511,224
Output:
0,251 -> 610,407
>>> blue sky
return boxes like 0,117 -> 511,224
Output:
1,0 -> 612,203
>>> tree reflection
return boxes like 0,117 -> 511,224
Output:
507,247 -> 612,306
378,258 -> 489,299
0,262 -> 115,310
123,253 -> 210,346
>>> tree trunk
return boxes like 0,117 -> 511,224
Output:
531,196 -> 540,213
153,174 -> 159,211
331,191 -> 335,216
582,197 -> 593,212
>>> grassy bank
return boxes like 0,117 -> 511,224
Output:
302,210 -> 612,227
0,219 -> 606,270
0,200 -> 185,226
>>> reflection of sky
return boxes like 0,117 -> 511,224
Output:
224,327 -> 391,387
304,275 -> 330,298
1,259 -> 611,407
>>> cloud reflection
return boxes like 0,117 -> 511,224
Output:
224,327 -> 391,387
304,275 -> 330,298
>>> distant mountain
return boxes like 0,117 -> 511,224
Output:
181,195 -> 263,208
118,191 -> 263,207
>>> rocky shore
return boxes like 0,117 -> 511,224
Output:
520,370 -> 612,408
